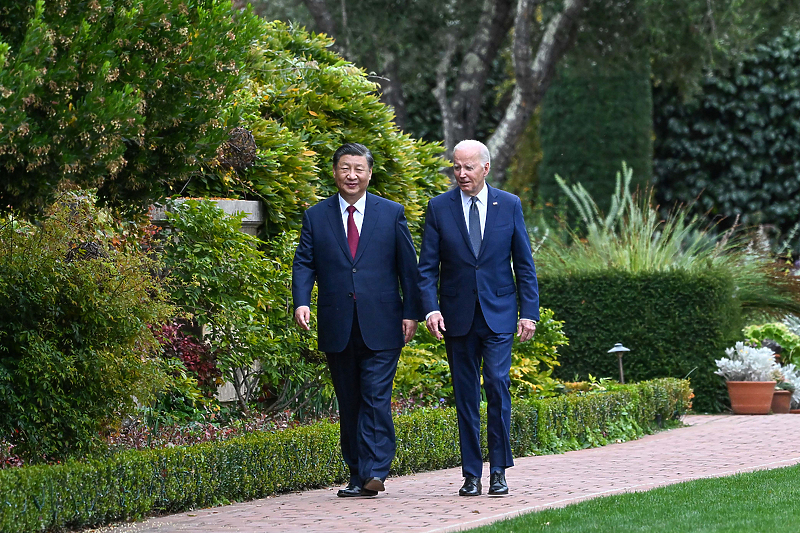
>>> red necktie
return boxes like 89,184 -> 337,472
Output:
346,205 -> 359,259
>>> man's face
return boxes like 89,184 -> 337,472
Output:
334,154 -> 372,203
453,147 -> 489,196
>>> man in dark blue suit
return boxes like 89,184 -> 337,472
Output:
418,139 -> 539,497
293,143 -> 421,497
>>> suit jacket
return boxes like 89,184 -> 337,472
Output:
292,192 -> 422,353
418,185 -> 539,337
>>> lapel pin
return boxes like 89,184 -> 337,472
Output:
492,202 -> 498,205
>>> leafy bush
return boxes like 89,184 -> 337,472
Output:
0,378 -> 690,532
184,21 -> 449,237
161,200 -> 332,416
394,307 -> 569,404
0,192 -> 173,461
744,322 -> 800,366
0,0 -> 262,216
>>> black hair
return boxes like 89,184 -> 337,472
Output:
332,142 -> 373,169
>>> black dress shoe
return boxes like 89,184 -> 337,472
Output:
459,475 -> 482,496
337,482 -> 372,497
488,472 -> 508,495
364,477 -> 385,492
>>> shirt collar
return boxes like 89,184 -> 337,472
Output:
339,192 -> 367,214
460,183 -> 488,206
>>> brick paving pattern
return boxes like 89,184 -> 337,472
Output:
93,414 -> 800,533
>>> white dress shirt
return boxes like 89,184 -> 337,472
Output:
338,193 -> 366,237
460,184 -> 487,238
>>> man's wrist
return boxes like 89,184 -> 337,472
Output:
425,310 -> 441,321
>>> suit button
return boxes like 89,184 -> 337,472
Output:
472,289 -> 477,294
352,268 -> 357,273
475,266 -> 480,270
348,292 -> 354,298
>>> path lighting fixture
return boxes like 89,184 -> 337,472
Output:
608,343 -> 631,384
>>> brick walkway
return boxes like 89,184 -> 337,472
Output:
93,414 -> 800,533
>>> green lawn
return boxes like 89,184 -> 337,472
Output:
470,464 -> 800,532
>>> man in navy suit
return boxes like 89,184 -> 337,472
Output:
418,139 -> 539,497
293,143 -> 421,497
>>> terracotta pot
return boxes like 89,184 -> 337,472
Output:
726,381 -> 776,415
791,409 -> 800,414
771,389 -> 792,414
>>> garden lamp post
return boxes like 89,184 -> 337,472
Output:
608,343 -> 631,384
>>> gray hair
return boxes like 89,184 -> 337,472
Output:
453,139 -> 490,165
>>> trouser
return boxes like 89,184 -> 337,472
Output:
327,308 -> 401,485
446,302 -> 514,478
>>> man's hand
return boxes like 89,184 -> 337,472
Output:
294,306 -> 311,331
426,311 -> 446,341
517,319 -> 536,342
402,319 -> 418,344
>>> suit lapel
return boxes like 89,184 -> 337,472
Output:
353,192 -> 379,264
479,185 -> 500,258
448,188 -> 473,255
325,195 -> 353,262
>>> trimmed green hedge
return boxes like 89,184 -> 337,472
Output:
0,378 -> 691,532
539,270 -> 741,413
539,63 -> 653,216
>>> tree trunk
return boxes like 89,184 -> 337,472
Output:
488,0 -> 587,184
436,0 -> 515,160
435,0 -> 586,185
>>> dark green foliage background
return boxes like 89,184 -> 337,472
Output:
538,65 -> 653,215
653,28 -> 800,245
539,270 -> 742,413
0,378 -> 691,533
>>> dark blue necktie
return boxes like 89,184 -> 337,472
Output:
469,196 -> 481,257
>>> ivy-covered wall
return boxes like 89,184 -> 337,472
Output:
653,28 -> 800,247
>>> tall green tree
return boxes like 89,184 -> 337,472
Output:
0,0 -> 261,217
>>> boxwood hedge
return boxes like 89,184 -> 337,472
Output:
539,270 -> 741,413
0,378 -> 691,533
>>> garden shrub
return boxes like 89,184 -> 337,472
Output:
0,0 -> 262,217
538,269 -> 740,413
535,167 -> 799,412
161,200 -> 332,416
744,322 -> 800,366
184,21 -> 449,237
0,192 -> 174,461
0,378 -> 690,532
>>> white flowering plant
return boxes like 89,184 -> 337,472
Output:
715,342 -> 782,382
